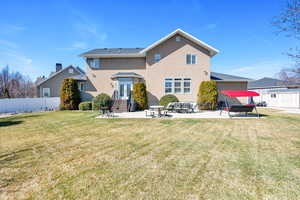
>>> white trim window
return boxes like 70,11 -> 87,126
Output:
154,54 -> 161,63
176,36 -> 181,42
164,78 -> 192,94
183,78 -> 191,93
68,68 -> 74,74
186,54 -> 197,64
165,78 -> 173,94
78,82 -> 85,92
42,88 -> 50,97
87,58 -> 101,69
174,78 -> 182,93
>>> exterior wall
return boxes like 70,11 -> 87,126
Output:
84,57 -> 146,99
216,81 -> 248,104
145,34 -> 211,105
37,66 -> 81,97
251,88 -> 300,108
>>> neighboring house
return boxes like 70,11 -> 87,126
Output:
36,64 -> 86,97
248,77 -> 300,108
79,29 -> 250,106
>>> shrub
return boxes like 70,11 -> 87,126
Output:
92,93 -> 111,110
159,94 -> 179,107
197,80 -> 218,110
133,82 -> 148,110
60,78 -> 81,110
79,101 -> 92,111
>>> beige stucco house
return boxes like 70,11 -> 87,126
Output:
37,29 -> 250,108
80,29 -> 249,105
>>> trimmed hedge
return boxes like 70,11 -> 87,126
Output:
79,101 -> 92,111
197,80 -> 218,110
159,94 -> 179,107
60,78 -> 81,110
133,82 -> 148,110
92,93 -> 111,110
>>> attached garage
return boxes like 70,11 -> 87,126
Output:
211,72 -> 250,104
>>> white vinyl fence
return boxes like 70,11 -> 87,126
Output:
0,97 -> 60,113
252,89 -> 300,108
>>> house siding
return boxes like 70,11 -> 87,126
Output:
83,34 -> 213,104
145,34 -> 211,105
37,66 -> 81,97
216,81 -> 248,104
84,57 -> 146,98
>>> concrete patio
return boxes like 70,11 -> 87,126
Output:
96,110 -> 260,119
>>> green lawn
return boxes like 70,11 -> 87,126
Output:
0,109 -> 300,200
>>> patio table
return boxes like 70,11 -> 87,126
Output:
149,105 -> 164,117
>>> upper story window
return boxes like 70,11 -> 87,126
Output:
186,54 -> 197,64
78,82 -> 85,92
176,36 -> 181,42
87,58 -> 101,69
154,54 -> 161,63
68,68 -> 74,74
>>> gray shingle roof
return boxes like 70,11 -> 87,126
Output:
111,72 -> 143,78
211,72 -> 251,81
248,77 -> 288,89
80,48 -> 144,56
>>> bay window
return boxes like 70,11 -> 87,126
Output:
164,78 -> 191,94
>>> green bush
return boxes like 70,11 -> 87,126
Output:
159,94 -> 179,107
197,80 -> 218,110
79,101 -> 92,111
60,78 -> 81,110
133,82 -> 148,110
92,93 -> 111,110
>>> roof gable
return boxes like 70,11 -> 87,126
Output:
140,29 -> 219,57
248,77 -> 287,89
79,29 -> 219,58
37,65 -> 85,86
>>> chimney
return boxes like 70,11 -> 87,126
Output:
56,63 -> 62,72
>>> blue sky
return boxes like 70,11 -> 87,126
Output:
0,0 -> 297,80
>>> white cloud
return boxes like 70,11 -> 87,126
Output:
227,60 -> 293,79
0,24 -> 26,35
71,9 -> 107,43
0,39 -> 41,79
231,66 -> 255,73
203,23 -> 217,30
59,41 -> 88,51
0,39 -> 18,49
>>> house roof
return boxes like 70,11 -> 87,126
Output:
80,48 -> 144,57
211,72 -> 251,81
248,77 -> 290,89
37,65 -> 86,86
79,29 -> 219,58
140,29 -> 219,56
111,72 -> 143,79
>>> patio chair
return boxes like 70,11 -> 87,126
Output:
145,109 -> 155,117
165,102 -> 175,112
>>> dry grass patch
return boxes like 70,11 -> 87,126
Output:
0,109 -> 300,199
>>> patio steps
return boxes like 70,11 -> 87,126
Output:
111,100 -> 128,113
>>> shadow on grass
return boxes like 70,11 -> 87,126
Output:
0,120 -> 23,127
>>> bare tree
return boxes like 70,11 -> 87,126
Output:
273,0 -> 300,83
0,66 -> 36,98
